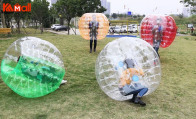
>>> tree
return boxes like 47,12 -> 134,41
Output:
49,6 -> 58,24
189,15 -> 196,24
0,0 -> 7,28
180,0 -> 196,14
118,14 -> 123,18
112,13 -> 117,19
14,0 -> 31,33
178,13 -> 184,18
76,0 -> 106,17
2,0 -> 15,28
105,14 -> 110,18
133,15 -> 137,19
4,12 -> 13,28
54,0 -> 77,35
8,0 -> 31,33
31,0 -> 50,33
54,0 -> 106,35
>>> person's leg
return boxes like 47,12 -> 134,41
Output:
137,88 -> 148,97
154,46 -> 160,57
134,88 -> 148,106
154,41 -> 160,57
130,93 -> 138,102
94,31 -> 97,52
156,41 -> 161,57
90,40 -> 93,53
125,88 -> 141,102
90,31 -> 93,53
94,40 -> 97,52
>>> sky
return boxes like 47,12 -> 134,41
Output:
107,0 -> 185,15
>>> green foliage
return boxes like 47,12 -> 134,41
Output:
191,32 -> 196,36
171,15 -> 196,25
111,13 -> 117,19
105,14 -> 110,18
180,0 -> 196,14
54,0 -> 106,35
184,37 -> 189,40
2,0 -> 13,28
2,0 -> 31,32
49,6 -> 58,24
76,0 -> 106,16
179,31 -> 188,34
31,0 -> 50,32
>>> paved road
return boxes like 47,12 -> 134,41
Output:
46,29 -> 80,35
176,33 -> 191,36
47,29 -> 192,37
47,29 -> 137,36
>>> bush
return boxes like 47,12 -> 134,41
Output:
179,31 -> 187,34
191,33 -> 196,36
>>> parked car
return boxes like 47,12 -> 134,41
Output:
128,25 -> 132,33
109,26 -> 115,33
132,26 -> 138,33
121,25 -> 128,33
55,25 -> 69,31
128,25 -> 138,33
114,26 -> 122,33
51,24 -> 61,30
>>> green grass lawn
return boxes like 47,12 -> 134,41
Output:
0,33 -> 196,119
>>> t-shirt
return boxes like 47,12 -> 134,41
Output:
152,25 -> 163,41
120,68 -> 144,86
89,21 -> 99,32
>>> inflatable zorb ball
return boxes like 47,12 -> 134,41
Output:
78,13 -> 109,40
140,15 -> 177,48
95,37 -> 161,101
1,37 -> 65,98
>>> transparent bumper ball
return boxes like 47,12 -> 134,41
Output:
95,37 -> 161,101
140,15 -> 177,48
78,13 -> 109,40
1,37 -> 65,98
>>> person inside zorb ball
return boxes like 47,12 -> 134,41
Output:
140,15 -> 177,57
95,37 -> 161,106
78,13 -> 109,53
1,37 -> 66,98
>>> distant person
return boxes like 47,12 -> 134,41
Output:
89,14 -> 99,53
191,26 -> 194,34
119,59 -> 148,106
152,18 -> 163,57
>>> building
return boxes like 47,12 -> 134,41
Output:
106,2 -> 110,15
101,0 -> 111,15
183,7 -> 191,17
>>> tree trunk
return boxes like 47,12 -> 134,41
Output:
71,27 -> 76,35
0,0 -> 6,28
40,18 -> 43,34
35,21 -> 37,29
60,17 -> 64,25
1,13 -> 6,28
74,17 -> 76,35
67,20 -> 70,35
40,22 -> 43,34
17,20 -> 20,33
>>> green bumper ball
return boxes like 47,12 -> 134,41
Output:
1,37 -> 65,98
